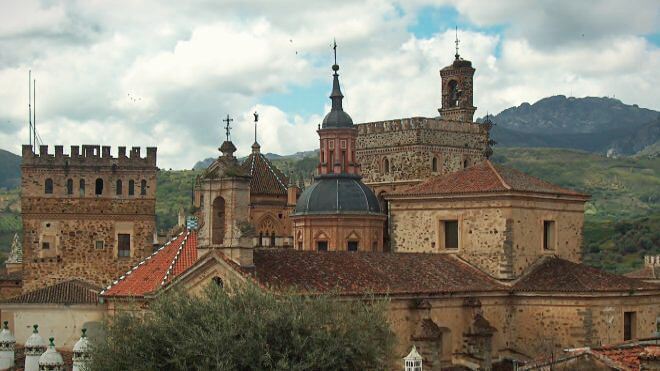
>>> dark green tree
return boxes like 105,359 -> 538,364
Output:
90,284 -> 395,371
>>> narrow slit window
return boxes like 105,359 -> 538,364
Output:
66,179 -> 73,195
116,179 -> 122,195
95,178 -> 103,195
140,180 -> 147,196
44,178 -> 53,194
79,179 -> 85,197
543,220 -> 556,250
128,180 -> 135,196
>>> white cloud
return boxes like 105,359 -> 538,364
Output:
0,0 -> 658,169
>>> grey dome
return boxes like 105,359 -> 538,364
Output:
322,110 -> 353,128
294,174 -> 381,215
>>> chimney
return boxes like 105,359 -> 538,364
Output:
0,321 -> 16,369
72,328 -> 90,371
38,337 -> 64,370
24,325 -> 46,371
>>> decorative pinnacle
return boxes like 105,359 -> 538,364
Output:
222,114 -> 233,142
253,111 -> 259,144
33,324 -> 39,333
455,26 -> 460,60
332,38 -> 338,70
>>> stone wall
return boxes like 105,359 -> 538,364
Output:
355,117 -> 489,193
387,195 -> 585,279
387,293 -> 660,368
20,145 -> 157,291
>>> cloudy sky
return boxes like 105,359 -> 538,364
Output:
1,0 -> 658,169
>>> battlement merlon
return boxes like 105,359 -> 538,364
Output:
21,144 -> 157,168
356,117 -> 489,135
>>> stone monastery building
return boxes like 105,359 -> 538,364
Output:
1,45 -> 659,370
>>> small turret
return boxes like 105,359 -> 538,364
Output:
0,321 -> 16,369
72,328 -> 90,371
38,337 -> 64,371
24,325 -> 47,371
404,345 -> 423,371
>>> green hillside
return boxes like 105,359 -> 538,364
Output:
1,147 -> 658,273
0,149 -> 21,189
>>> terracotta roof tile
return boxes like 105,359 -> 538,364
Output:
625,265 -> 659,280
250,250 -> 505,295
102,230 -> 197,297
513,257 -> 660,292
391,160 -> 587,197
6,279 -> 99,304
240,150 -> 288,195
592,345 -> 659,371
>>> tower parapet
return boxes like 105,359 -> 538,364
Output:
21,145 -> 157,168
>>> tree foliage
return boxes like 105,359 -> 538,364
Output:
90,284 -> 395,371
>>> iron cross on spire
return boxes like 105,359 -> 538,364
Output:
222,114 -> 233,141
333,38 -> 337,66
454,26 -> 460,59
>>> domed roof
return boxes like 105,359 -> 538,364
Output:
322,110 -> 354,128
294,174 -> 381,215
39,338 -> 64,366
0,321 -> 15,345
73,328 -> 90,353
25,324 -> 46,349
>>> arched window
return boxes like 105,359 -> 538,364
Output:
128,180 -> 135,196
212,197 -> 226,245
383,158 -> 390,174
432,157 -> 438,172
116,179 -> 122,195
95,178 -> 103,195
66,179 -> 73,195
44,178 -> 53,194
140,180 -> 147,196
463,159 -> 468,168
448,80 -> 460,107
79,179 -> 85,197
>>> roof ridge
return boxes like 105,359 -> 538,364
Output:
486,160 -> 511,190
260,153 -> 287,191
100,231 -> 185,295
161,230 -> 190,286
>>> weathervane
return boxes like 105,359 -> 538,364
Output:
222,114 -> 233,141
253,111 -> 259,143
455,26 -> 460,59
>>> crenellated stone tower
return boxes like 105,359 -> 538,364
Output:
20,144 -> 157,291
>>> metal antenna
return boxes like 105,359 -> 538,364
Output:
253,111 -> 259,143
222,114 -> 233,141
28,70 -> 32,147
33,78 -> 36,146
455,26 -> 460,59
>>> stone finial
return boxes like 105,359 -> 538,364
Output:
404,345 -> 423,371
72,328 -> 91,371
0,321 -> 16,369
38,338 -> 64,371
25,325 -> 47,371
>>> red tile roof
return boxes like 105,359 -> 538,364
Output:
513,257 -> 660,292
6,279 -> 99,304
390,160 -> 587,198
240,148 -> 288,195
591,345 -> 655,371
625,265 -> 659,280
101,230 -> 197,297
249,250 -> 506,295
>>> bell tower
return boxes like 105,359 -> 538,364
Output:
439,30 -> 477,122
